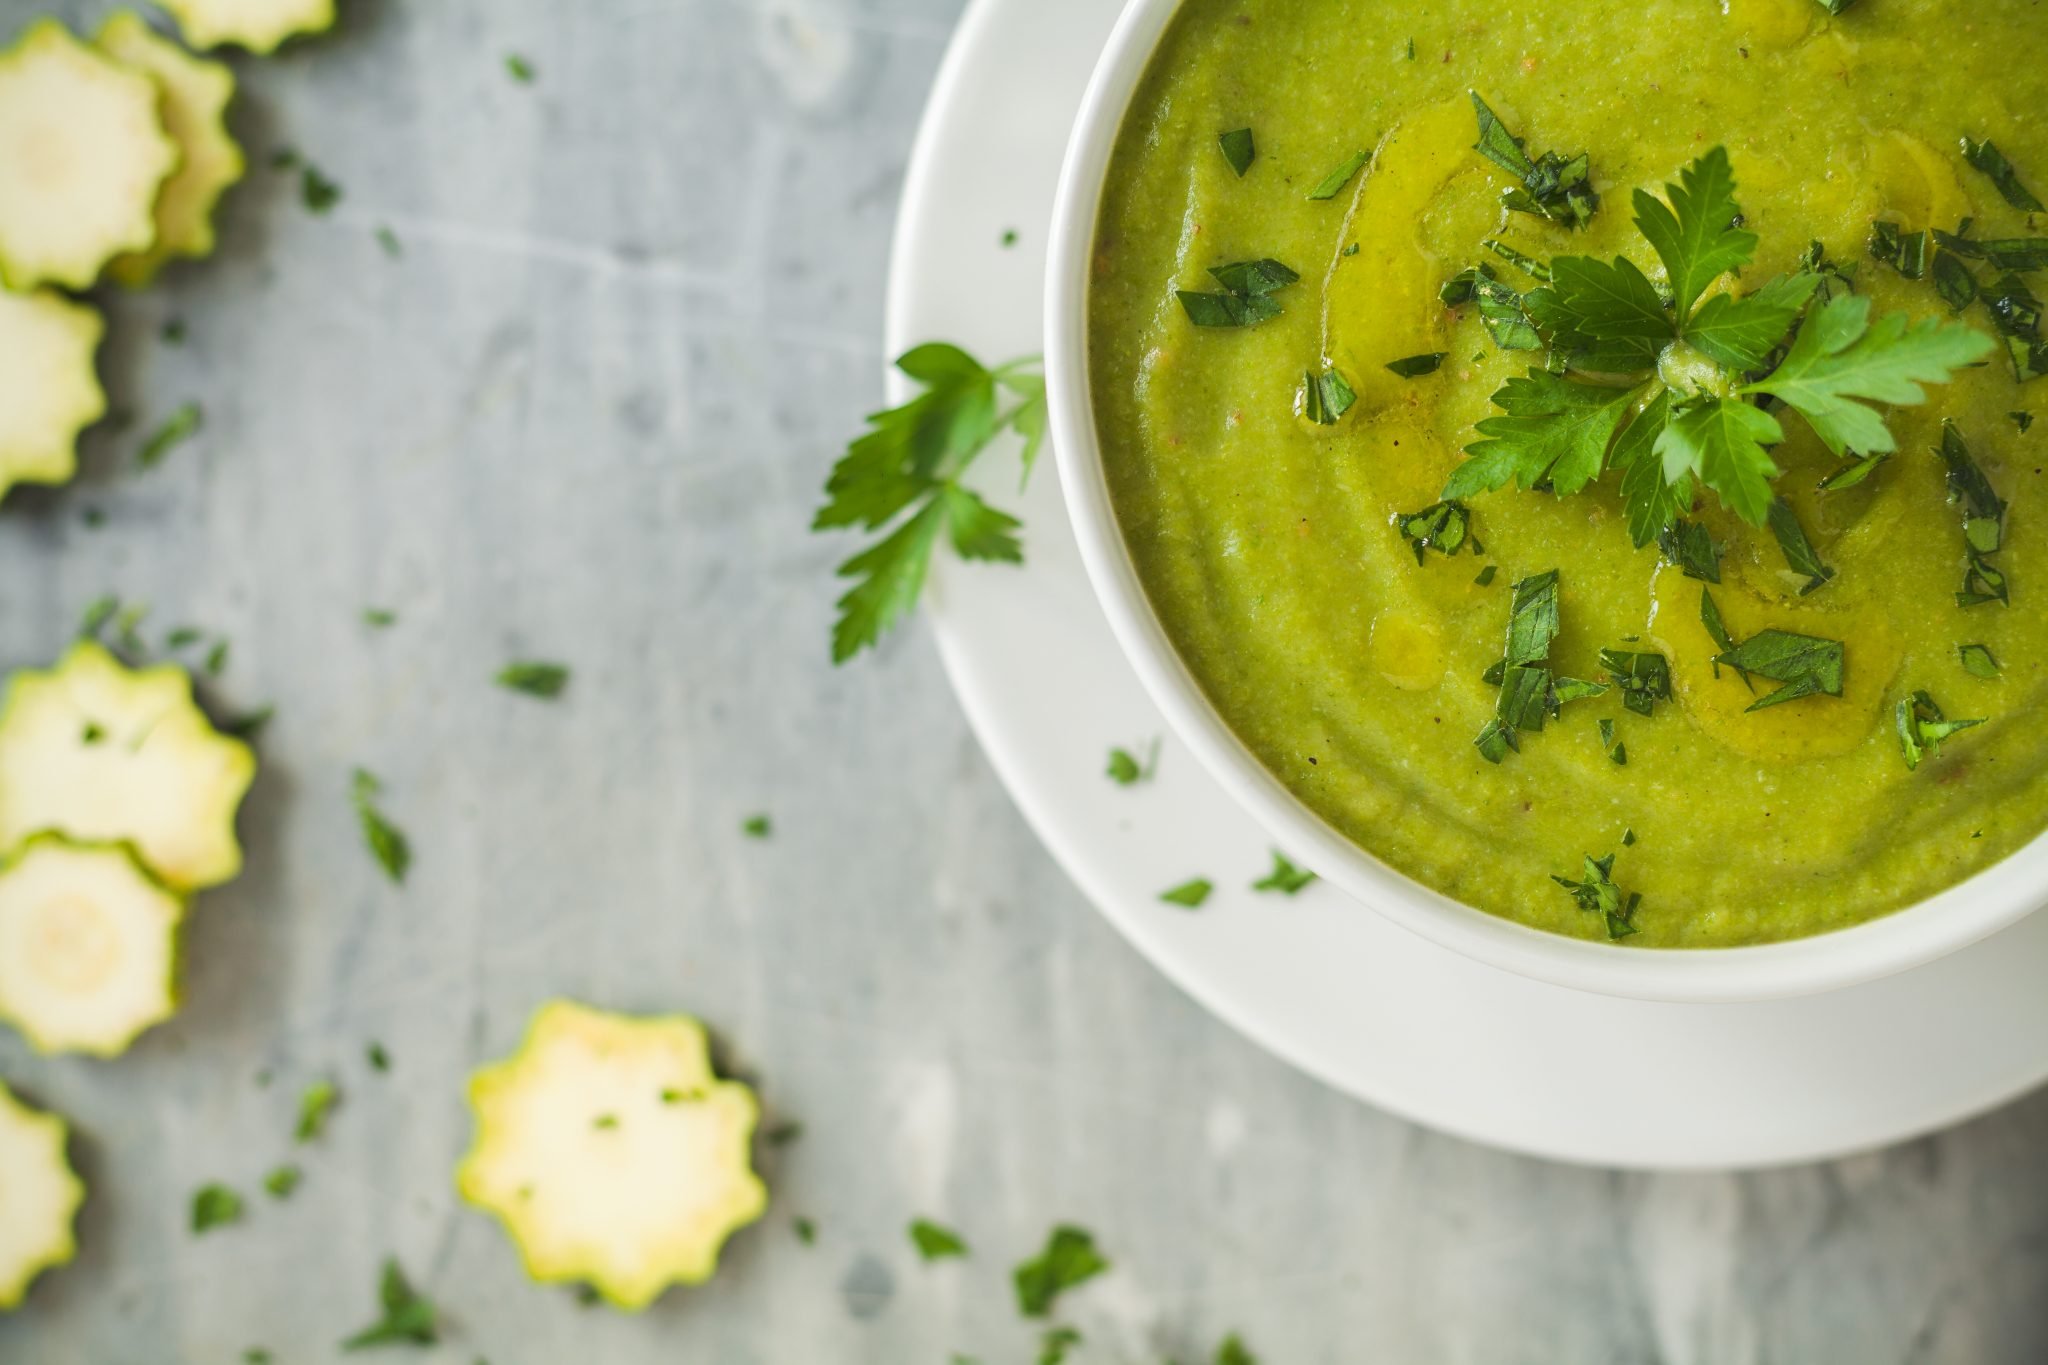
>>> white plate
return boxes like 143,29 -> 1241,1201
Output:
885,0 -> 2048,1168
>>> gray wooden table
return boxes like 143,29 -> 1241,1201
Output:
3,2 -> 2045,1361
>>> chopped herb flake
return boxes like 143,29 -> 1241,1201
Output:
301,165 -> 342,214
139,402 -> 202,468
741,813 -> 772,838
1598,649 -> 1672,717
1178,258 -> 1300,328
1468,92 -> 1598,228
1385,351 -> 1448,378
1959,643 -> 2001,678
351,769 -> 411,884
794,1216 -> 816,1245
1252,850 -> 1317,894
340,1259 -> 438,1351
1396,500 -> 1475,563
1961,137 -> 2044,213
496,661 -> 570,699
191,1183 -> 243,1233
1303,367 -> 1357,424
367,1042 -> 390,1072
1106,739 -> 1159,786
1552,853 -> 1641,940
1159,877 -> 1213,909
1766,497 -> 1835,594
1218,127 -> 1255,177
296,1079 -> 339,1142
1897,689 -> 1985,770
1013,1225 -> 1109,1318
910,1219 -> 970,1262
1306,148 -> 1371,201
1713,629 -> 1845,711
505,53 -> 536,83
264,1165 -> 301,1199
1657,519 -> 1720,582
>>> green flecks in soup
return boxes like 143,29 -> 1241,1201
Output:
1088,0 -> 2048,947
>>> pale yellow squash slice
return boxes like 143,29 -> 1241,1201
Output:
0,1079 -> 84,1310
457,1000 -> 769,1310
0,20 -> 177,290
0,836 -> 184,1057
0,287 -> 105,501
0,642 -> 256,892
153,0 -> 336,55
97,12 -> 245,287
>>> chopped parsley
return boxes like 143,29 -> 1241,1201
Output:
222,705 -> 274,740
1467,92 -> 1598,228
367,1041 -> 390,1072
1013,1225 -> 1109,1318
1306,148 -> 1371,201
1474,564 -> 1497,586
909,1219 -> 970,1262
1598,649 -> 1672,717
1039,1327 -> 1084,1365
1441,148 -> 1991,541
362,608 -> 396,627
1251,850 -> 1317,894
160,318 -> 185,345
1712,629 -> 1845,712
1699,588 -> 1748,688
1896,690 -> 1985,770
204,640 -> 229,676
375,224 -> 401,258
2013,411 -> 2035,434
1159,877 -> 1213,909
505,53 -> 536,83
1961,137 -> 2044,213
1959,643 -> 2001,678
496,660 -> 570,699
352,769 -> 411,883
1552,853 -> 1641,941
1657,519 -> 1720,582
1598,716 -> 1625,765
1395,500 -> 1475,562
1385,351 -> 1448,378
1177,258 -> 1300,328
741,813 -> 772,838
1980,269 -> 2047,383
1940,421 -> 2009,606
1218,127 -> 1255,177
794,1216 -> 817,1245
264,1165 -> 301,1199
1766,497 -> 1835,594
340,1259 -> 439,1351
139,402 -> 202,468
1106,739 -> 1159,786
296,1079 -> 340,1142
191,1183 -> 244,1233
79,594 -> 119,638
816,345 -> 1042,662
1303,367 -> 1357,424
1476,570 -> 1609,761
301,164 -> 342,214
1869,220 -> 1929,280
165,625 -> 202,650
1818,451 -> 1888,491
763,1120 -> 804,1147
1440,263 -> 1541,351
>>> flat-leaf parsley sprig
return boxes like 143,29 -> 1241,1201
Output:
817,344 -> 1046,663
1441,147 -> 1995,545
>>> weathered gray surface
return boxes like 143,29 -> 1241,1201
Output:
3,2 -> 2046,1361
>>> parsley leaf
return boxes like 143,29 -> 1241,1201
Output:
1896,689 -> 1985,770
351,770 -> 411,884
1106,739 -> 1159,786
1959,643 -> 2001,678
817,346 -> 1039,661
341,1259 -> 439,1351
1613,390 -> 1689,547
1306,149 -> 1371,201
1599,649 -> 1672,717
264,1165 -> 301,1199
1178,258 -> 1301,327
301,164 -> 342,214
1633,146 -> 1754,320
1713,629 -> 1845,711
1385,352 -> 1448,378
1766,497 -> 1835,594
1444,370 -> 1644,499
1396,500 -> 1475,562
1013,1225 -> 1109,1317
1218,128 -> 1255,177
1742,293 -> 1996,457
1651,395 -> 1783,526
1217,1336 -> 1260,1365
1160,878 -> 1213,909
1939,421 -> 2010,606
1657,518 -> 1720,582
505,53 -> 536,84
741,813 -> 772,838
1467,92 -> 1598,228
1252,850 -> 1317,894
1699,588 -> 1751,689
1961,137 -> 2045,213
1552,853 -> 1641,941
139,402 -> 202,468
1441,264 -> 1542,351
496,661 -> 570,699
191,1183 -> 244,1233
296,1079 -> 340,1142
1598,716 -> 1626,765
910,1219 -> 970,1262
1303,367 -> 1357,423
1038,1326 -> 1083,1365
1686,273 -> 1823,371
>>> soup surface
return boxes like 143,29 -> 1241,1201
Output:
1090,0 -> 2048,945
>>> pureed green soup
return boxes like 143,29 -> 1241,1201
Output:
1089,0 -> 2048,946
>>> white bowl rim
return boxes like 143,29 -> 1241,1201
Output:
1042,0 -> 2048,1004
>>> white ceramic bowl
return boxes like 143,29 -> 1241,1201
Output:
1043,0 -> 2048,1004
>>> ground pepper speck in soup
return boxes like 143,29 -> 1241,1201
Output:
1088,0 -> 2048,947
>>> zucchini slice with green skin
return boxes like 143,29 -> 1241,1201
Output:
0,19 -> 178,290
0,287 -> 105,501
0,1079 -> 84,1310
0,836 -> 184,1057
96,12 -> 245,287
0,642 -> 256,892
153,0 -> 336,55
457,1000 -> 769,1310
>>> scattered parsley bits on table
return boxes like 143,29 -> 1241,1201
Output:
340,1259 -> 439,1351
190,1183 -> 243,1233
1252,850 -> 1316,894
1553,853 -> 1642,941
816,344 -> 1044,662
295,1079 -> 339,1142
909,1219 -> 970,1261
351,770 -> 411,883
1012,1225 -> 1109,1317
1159,877 -> 1213,909
495,660 -> 570,699
263,1166 -> 300,1199
1217,127 -> 1254,176
138,401 -> 201,468
741,813 -> 772,838
1105,739 -> 1159,785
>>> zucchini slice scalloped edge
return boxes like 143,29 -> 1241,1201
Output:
0,287 -> 105,501
0,640 -> 257,893
0,835 -> 185,1057
457,999 -> 769,1310
97,11 -> 246,287
0,19 -> 178,290
0,1079 -> 85,1310
154,0 -> 337,55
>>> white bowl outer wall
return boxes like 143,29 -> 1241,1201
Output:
1042,0 -> 2048,1004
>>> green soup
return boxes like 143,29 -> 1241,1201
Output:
1089,0 -> 2048,946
